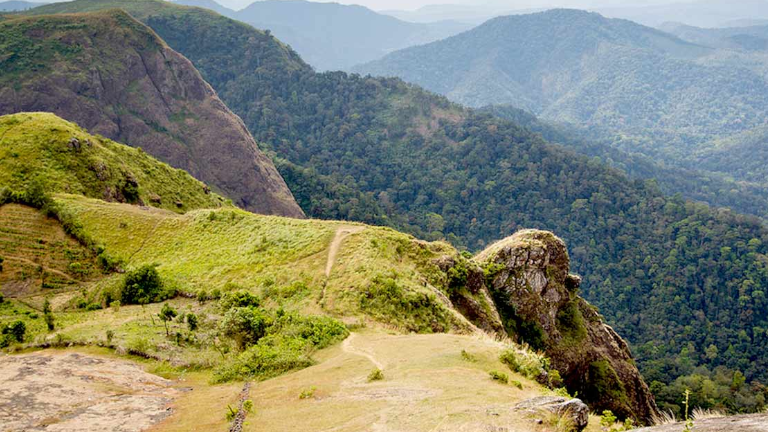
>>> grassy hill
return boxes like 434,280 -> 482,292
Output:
20,1 -> 768,414
0,113 -> 227,212
0,8 -> 303,217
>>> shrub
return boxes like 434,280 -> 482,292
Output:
187,313 -> 198,331
110,300 -> 120,312
219,290 -> 260,310
489,370 -> 509,384
0,256 -> 4,272
43,298 -> 55,331
197,290 -> 208,304
220,307 -> 270,350
121,265 -> 166,305
106,330 -> 114,344
0,292 -> 4,304
2,320 -> 26,343
159,303 -> 178,336
511,380 -> 523,389
368,368 -> 384,382
299,387 -> 316,399
243,399 -> 253,413
601,410 -> 618,428
461,349 -> 477,362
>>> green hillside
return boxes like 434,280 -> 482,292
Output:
0,8 -> 303,217
0,113 -> 227,212
354,9 -> 768,221
18,0 -> 768,414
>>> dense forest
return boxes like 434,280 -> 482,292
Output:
355,9 -> 768,222
27,0 -> 768,414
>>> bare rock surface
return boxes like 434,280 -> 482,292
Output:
635,414 -> 768,432
514,396 -> 590,431
0,351 -> 179,431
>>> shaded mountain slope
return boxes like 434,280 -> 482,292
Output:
233,0 -> 471,71
0,9 -> 303,217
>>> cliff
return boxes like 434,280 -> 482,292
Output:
0,10 -> 304,218
469,230 -> 660,424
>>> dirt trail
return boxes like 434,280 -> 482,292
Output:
342,333 -> 384,370
325,226 -> 365,277
5,255 -> 75,282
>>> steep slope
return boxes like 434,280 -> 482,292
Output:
233,0 -> 471,71
355,8 -> 768,220
0,113 -> 227,211
23,0 -> 768,414
0,10 -> 303,217
0,113 -> 654,425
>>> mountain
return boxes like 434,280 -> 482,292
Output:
24,0 -> 768,415
232,0 -> 472,71
0,0 -> 45,11
172,0 -> 235,17
597,0 -> 768,28
355,9 -> 768,219
0,111 -> 657,427
660,21 -> 768,51
0,9 -> 303,217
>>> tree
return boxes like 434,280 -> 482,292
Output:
159,303 -> 178,336
187,313 -> 198,332
220,307 -> 269,350
2,320 -> 26,342
121,265 -> 163,305
43,298 -> 55,331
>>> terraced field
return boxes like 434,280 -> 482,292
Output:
0,204 -> 99,297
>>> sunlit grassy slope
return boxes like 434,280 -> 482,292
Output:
0,113 -> 228,212
54,194 -> 469,332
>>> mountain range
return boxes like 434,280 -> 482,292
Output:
355,9 -> 768,221
5,0 -> 768,422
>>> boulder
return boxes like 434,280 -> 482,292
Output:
514,396 -> 589,431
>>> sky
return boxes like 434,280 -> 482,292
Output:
216,0 -> 697,12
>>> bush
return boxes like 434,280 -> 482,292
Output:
0,256 -> 4,272
489,370 -> 509,384
121,265 -> 167,305
299,387 -> 316,399
219,290 -> 260,310
2,320 -> 26,343
220,307 -> 270,350
43,298 -> 55,331
368,368 -> 384,382
213,312 -> 348,382
187,313 -> 198,331
0,292 -> 4,304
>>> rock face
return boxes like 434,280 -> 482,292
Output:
476,230 -> 659,424
635,414 -> 768,432
514,396 -> 590,432
0,10 -> 304,218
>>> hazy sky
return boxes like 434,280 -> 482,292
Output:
217,0 -> 697,12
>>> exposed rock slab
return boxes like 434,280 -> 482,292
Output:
635,414 -> 768,432
0,351 -> 180,431
476,229 -> 659,424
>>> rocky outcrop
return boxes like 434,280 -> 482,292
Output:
0,10 -> 304,218
475,230 -> 659,424
514,396 -> 589,432
635,414 -> 768,432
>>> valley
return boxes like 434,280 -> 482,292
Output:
3,0 -> 768,430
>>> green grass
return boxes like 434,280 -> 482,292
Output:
0,113 -> 228,213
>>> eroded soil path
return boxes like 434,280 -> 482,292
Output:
341,332 -> 384,370
0,351 -> 179,432
325,226 -> 365,277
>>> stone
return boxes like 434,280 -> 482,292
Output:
514,396 -> 589,432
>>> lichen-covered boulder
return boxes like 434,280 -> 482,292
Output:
514,396 -> 590,431
477,230 -> 659,424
